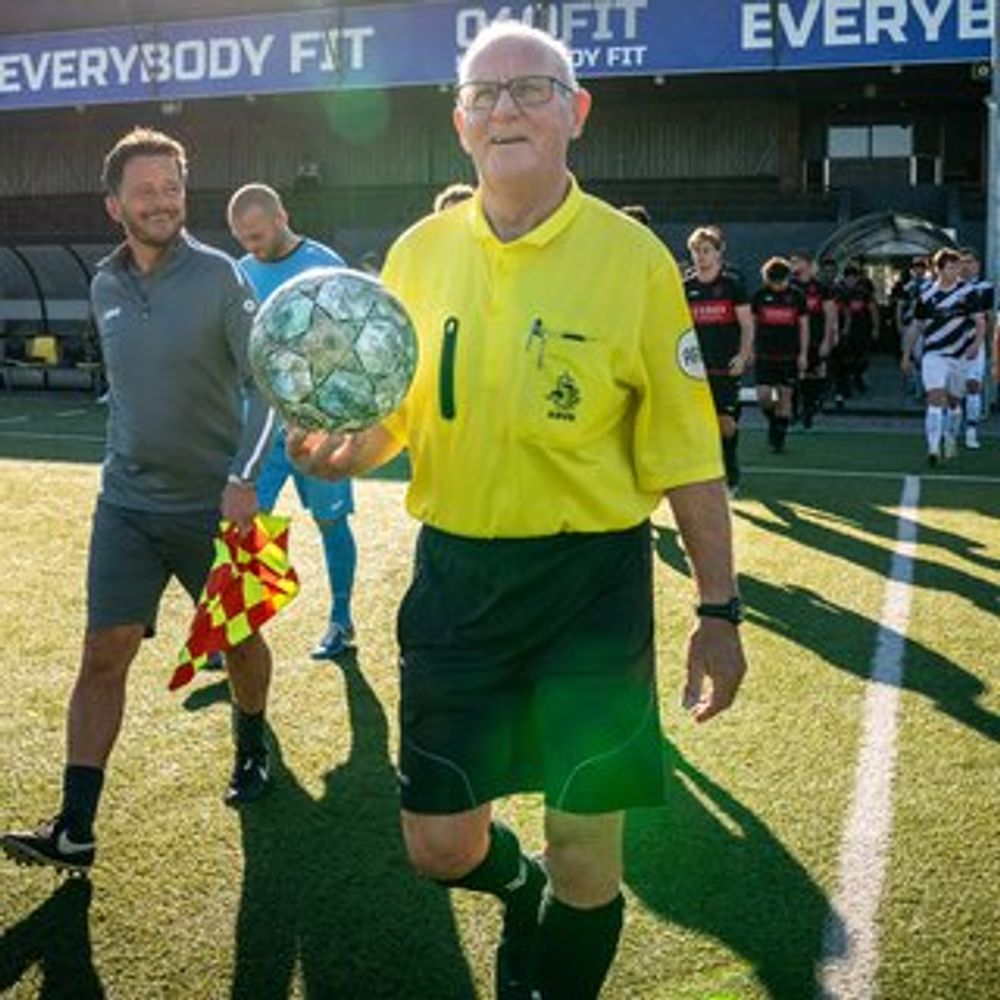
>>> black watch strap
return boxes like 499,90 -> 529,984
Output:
695,596 -> 743,625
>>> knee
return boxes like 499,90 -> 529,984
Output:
80,637 -> 133,686
403,821 -> 488,882
544,817 -> 622,907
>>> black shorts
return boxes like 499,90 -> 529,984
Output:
755,357 -> 799,388
87,500 -> 218,635
707,373 -> 742,417
397,522 -> 665,816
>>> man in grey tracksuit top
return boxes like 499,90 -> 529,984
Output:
2,127 -> 277,875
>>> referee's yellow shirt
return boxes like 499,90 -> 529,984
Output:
381,179 -> 722,539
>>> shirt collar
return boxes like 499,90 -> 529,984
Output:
470,175 -> 583,249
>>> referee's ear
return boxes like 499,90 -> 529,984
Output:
570,87 -> 592,141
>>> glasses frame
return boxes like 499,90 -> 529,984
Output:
455,74 -> 575,113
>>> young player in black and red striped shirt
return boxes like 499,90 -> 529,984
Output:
751,256 -> 808,453
833,263 -> 879,405
789,250 -> 837,428
684,226 -> 753,493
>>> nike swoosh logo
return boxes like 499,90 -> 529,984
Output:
56,830 -> 94,855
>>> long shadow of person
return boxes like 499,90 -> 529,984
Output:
741,576 -> 1000,744
734,498 -> 998,614
231,651 -> 475,999
0,879 -> 104,998
625,745 -> 840,1000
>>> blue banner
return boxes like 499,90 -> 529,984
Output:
0,1 -> 992,112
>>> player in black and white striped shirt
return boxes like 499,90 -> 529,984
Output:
957,248 -> 993,449
902,248 -> 985,464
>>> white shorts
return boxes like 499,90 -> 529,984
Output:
960,346 -> 986,385
921,353 -> 965,396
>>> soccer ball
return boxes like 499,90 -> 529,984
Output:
248,266 -> 418,432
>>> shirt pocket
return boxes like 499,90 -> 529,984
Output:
514,322 -> 618,448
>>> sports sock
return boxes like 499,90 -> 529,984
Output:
436,820 -> 537,905
965,393 -> 981,428
536,893 -> 624,1000
948,405 -> 963,437
60,764 -> 104,840
721,432 -> 739,487
774,415 -> 789,449
233,706 -> 266,758
925,405 -> 944,453
318,516 -> 357,630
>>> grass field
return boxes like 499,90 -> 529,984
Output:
1,395 -> 998,999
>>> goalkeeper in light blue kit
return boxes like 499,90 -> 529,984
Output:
228,183 -> 358,659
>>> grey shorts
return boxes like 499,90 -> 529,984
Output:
86,500 -> 219,635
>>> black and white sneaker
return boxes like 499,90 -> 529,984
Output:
496,855 -> 548,1000
224,751 -> 270,808
1,816 -> 95,875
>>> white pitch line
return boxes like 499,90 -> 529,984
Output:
818,474 -> 920,1000
744,465 -> 1000,485
0,430 -> 103,442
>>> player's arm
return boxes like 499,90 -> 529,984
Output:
966,310 -> 986,359
730,302 -> 754,375
222,265 -> 271,530
821,298 -> 838,357
286,423 -> 402,481
868,297 -> 880,340
797,312 -> 809,372
666,478 -> 747,724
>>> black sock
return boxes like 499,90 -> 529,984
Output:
536,893 -> 624,1000
775,415 -> 789,449
436,820 -> 537,906
60,765 -> 104,840
233,707 -> 266,757
721,433 -> 739,487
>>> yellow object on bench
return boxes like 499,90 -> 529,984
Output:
26,334 -> 59,365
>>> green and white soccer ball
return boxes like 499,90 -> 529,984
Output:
249,267 -> 418,432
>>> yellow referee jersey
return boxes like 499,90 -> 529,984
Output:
381,179 -> 722,538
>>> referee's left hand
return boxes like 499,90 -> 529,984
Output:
682,618 -> 747,723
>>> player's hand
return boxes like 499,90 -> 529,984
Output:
964,344 -> 979,360
728,353 -> 749,377
286,427 -> 354,480
682,618 -> 747,724
222,480 -> 259,535
797,354 -> 809,373
900,355 -> 912,374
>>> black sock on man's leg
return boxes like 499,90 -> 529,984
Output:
60,764 -> 104,840
233,706 -> 266,757
536,893 -> 624,1000
721,432 -> 739,488
436,820 -> 542,908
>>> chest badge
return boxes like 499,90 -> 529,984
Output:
546,371 -> 580,421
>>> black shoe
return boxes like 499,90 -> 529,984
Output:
224,751 -> 270,808
802,408 -> 814,429
1,816 -> 95,875
496,856 -> 548,1000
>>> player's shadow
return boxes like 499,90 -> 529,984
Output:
734,498 -> 998,613
654,521 -> 998,743
740,575 -> 1000,744
230,651 -> 475,999
626,744 -> 840,999
0,878 -> 104,998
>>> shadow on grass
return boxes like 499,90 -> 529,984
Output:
735,497 -> 998,612
231,651 -> 474,999
0,879 -> 104,998
741,575 -> 1000,744
656,513 -> 998,743
625,745 -> 839,1000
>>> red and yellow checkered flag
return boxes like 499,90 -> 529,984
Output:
170,513 -> 300,691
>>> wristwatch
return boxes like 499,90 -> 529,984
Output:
695,596 -> 743,625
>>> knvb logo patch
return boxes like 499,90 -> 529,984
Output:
546,371 -> 581,421
677,328 -> 707,379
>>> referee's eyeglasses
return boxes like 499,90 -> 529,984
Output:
456,75 -> 574,113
